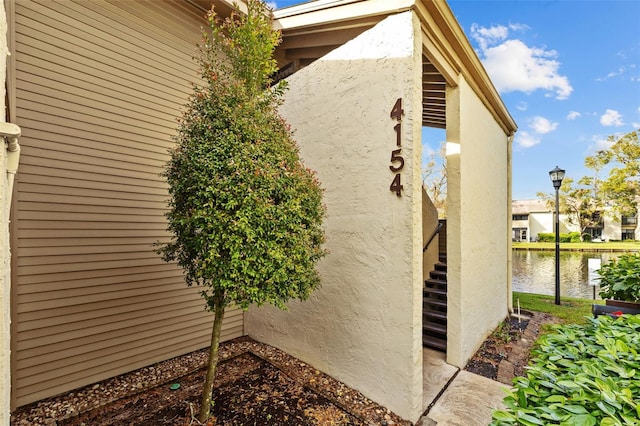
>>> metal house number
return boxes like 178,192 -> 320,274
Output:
389,98 -> 404,196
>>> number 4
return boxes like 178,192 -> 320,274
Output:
390,174 -> 403,196
390,98 -> 403,121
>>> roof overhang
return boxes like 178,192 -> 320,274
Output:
415,0 -> 516,134
190,0 -> 517,134
188,0 -> 248,18
273,0 -> 516,134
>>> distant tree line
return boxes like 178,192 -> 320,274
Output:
537,129 -> 639,241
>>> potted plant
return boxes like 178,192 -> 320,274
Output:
597,252 -> 640,309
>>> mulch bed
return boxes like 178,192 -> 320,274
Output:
464,311 -> 558,384
59,352 -> 363,425
13,337 -> 410,426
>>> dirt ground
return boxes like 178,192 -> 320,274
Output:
464,315 -> 529,380
465,311 -> 558,383
12,337 -> 410,426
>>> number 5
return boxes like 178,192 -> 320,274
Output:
389,149 -> 404,172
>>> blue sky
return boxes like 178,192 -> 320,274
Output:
270,0 -> 640,200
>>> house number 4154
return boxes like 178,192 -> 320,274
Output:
389,98 -> 404,196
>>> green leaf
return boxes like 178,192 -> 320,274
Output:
559,413 -> 597,426
557,380 -> 581,389
561,405 -> 589,414
492,411 -> 516,421
545,395 -> 567,403
600,417 -> 622,426
596,401 -> 617,417
516,412 -> 544,426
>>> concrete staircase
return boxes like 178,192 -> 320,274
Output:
423,255 -> 447,352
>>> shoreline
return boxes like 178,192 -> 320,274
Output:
512,246 -> 638,253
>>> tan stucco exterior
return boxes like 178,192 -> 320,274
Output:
250,0 -> 516,421
247,11 -> 425,422
445,77 -> 511,367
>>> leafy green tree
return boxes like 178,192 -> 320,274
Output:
537,129 -> 639,240
537,176 -> 604,241
155,1 -> 326,421
585,129 -> 639,217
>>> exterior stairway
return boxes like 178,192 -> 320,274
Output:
423,254 -> 447,352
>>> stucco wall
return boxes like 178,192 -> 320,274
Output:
529,212 -> 552,241
246,11 -> 424,423
422,188 -> 440,280
603,219 -> 620,241
445,77 -> 510,368
0,1 -> 10,422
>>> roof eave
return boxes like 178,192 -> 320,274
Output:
417,0 -> 517,134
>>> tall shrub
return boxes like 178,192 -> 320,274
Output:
155,1 -> 326,421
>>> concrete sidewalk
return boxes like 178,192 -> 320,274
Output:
419,348 -> 509,425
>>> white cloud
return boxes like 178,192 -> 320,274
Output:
470,24 -> 572,100
591,134 -> 616,151
598,63 -> 637,81
471,23 -> 509,50
632,122 -> 640,128
590,134 -> 622,153
597,66 -> 627,81
266,1 -> 277,9
516,131 -> 540,148
529,116 -> 558,134
516,101 -> 528,111
566,111 -> 581,120
600,109 -> 624,127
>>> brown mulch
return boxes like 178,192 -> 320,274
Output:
464,311 -> 558,384
12,337 -> 410,426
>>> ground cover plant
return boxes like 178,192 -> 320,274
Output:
491,314 -> 640,425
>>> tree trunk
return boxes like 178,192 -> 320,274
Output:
198,295 -> 226,423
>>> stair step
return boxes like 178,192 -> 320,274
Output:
423,298 -> 447,309
434,262 -> 447,272
423,287 -> 447,298
423,309 -> 447,321
423,321 -> 446,335
423,335 -> 447,351
430,270 -> 447,280
425,278 -> 447,287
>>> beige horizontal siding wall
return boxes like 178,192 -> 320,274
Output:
11,0 -> 243,407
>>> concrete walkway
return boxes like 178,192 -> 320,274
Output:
419,348 -> 509,425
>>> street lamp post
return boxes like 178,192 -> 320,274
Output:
549,166 -> 565,306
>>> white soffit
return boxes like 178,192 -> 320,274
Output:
273,0 -> 414,31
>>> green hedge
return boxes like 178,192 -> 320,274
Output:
537,232 -> 582,242
491,315 -> 640,425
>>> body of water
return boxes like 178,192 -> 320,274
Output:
512,250 -> 622,299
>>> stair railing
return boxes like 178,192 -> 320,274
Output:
423,222 -> 443,253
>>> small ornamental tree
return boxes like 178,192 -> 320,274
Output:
155,1 -> 326,422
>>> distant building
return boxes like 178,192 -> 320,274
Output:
512,199 -> 638,241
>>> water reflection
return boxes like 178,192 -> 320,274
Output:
512,250 -> 622,299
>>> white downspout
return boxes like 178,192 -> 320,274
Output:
2,123 -> 21,206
